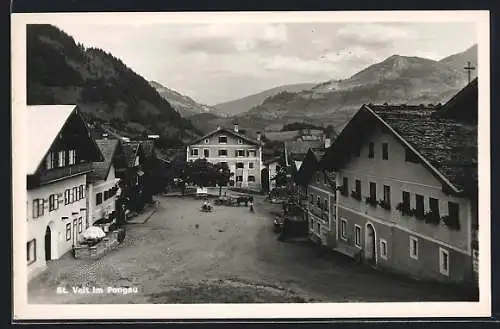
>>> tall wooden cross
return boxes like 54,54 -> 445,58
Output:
464,61 -> 476,84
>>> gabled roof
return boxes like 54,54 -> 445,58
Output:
88,139 -> 122,182
294,148 -> 323,186
188,127 -> 260,146
433,78 -> 478,124
27,105 -> 104,176
121,141 -> 142,167
321,104 -> 477,195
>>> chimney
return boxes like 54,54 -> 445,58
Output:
324,137 -> 331,149
234,123 -> 239,133
216,125 -> 221,130
256,131 -> 261,142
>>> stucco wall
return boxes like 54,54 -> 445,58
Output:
27,174 -> 87,280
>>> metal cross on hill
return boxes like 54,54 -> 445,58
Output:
464,61 -> 476,84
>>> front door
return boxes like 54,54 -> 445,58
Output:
45,226 -> 51,261
365,224 -> 376,265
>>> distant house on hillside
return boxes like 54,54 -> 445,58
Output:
186,123 -> 263,190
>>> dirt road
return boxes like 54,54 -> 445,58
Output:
28,195 -> 476,304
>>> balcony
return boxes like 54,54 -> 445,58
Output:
37,162 -> 93,185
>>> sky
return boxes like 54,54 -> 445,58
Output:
48,20 -> 477,106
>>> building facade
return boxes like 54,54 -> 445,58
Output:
186,124 -> 263,190
26,105 -> 103,280
87,139 -> 124,226
320,100 -> 477,285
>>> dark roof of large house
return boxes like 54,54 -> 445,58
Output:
139,140 -> 155,158
88,139 -> 121,182
294,149 -> 324,186
433,78 -> 478,124
121,141 -> 142,167
286,140 -> 325,162
321,103 -> 477,195
188,127 -> 260,146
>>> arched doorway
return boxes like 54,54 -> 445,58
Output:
44,226 -> 52,261
365,223 -> 376,265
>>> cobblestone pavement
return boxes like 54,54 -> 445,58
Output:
28,195 -> 476,304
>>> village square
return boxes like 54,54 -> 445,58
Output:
22,21 -> 480,305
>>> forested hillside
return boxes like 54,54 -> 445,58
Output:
27,24 -> 201,144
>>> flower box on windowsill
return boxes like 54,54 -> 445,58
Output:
442,215 -> 461,230
378,199 -> 391,210
365,196 -> 378,207
395,202 -> 413,216
424,211 -> 441,225
350,190 -> 362,201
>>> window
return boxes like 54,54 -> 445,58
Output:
405,148 -> 419,163
323,199 -> 328,212
236,149 -> 245,157
249,162 -> 254,169
218,136 -> 227,144
58,150 -> 66,167
248,175 -> 256,182
96,193 -> 103,205
316,222 -> 321,234
380,239 -> 388,259
49,194 -> 58,211
69,149 -> 76,165
402,191 -> 410,210
66,223 -> 71,241
72,187 -> 78,202
415,194 -> 424,216
27,239 -> 36,265
369,182 -> 377,200
64,189 -> 71,205
218,149 -> 228,156
429,197 -> 439,216
368,142 -> 374,158
86,216 -> 89,229
236,162 -> 244,169
354,225 -> 362,248
310,194 -> 313,204
342,177 -> 348,196
448,202 -> 460,221
104,190 -> 109,201
409,236 -> 419,260
204,138 -> 209,144
203,149 -> 209,157
236,175 -> 243,182
46,152 -> 56,170
79,185 -> 84,199
355,179 -> 361,195
248,150 -> 257,157
439,247 -> 449,276
383,185 -> 391,206
316,174 -> 320,184
78,217 -> 83,233
382,143 -> 389,160
191,148 -> 199,156
340,219 -> 347,240
32,199 -> 44,218
238,139 -> 243,144
316,196 -> 321,207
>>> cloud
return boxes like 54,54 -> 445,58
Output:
335,23 -> 416,48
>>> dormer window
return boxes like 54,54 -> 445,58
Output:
204,139 -> 209,144
58,150 -> 66,167
68,149 -> 76,165
238,139 -> 243,144
218,136 -> 227,144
